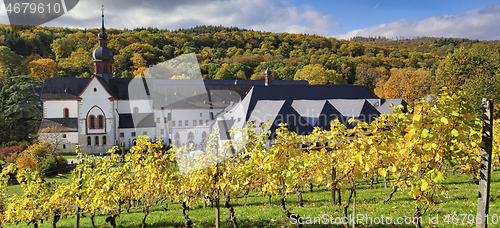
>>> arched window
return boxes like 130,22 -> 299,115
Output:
87,136 -> 91,146
89,115 -> 95,129
133,107 -> 139,113
187,132 -> 194,140
174,132 -> 180,140
63,108 -> 69,118
63,144 -> 66,149
110,66 -> 113,73
98,115 -> 104,129
187,132 -> 195,146
97,65 -> 101,72
202,131 -> 207,142
103,136 -> 107,145
95,136 -> 99,146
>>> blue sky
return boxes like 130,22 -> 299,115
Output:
299,0 -> 499,34
1,0 -> 499,40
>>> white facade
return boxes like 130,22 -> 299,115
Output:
41,76 -> 224,153
117,99 -> 153,114
43,100 -> 79,118
165,108 -> 218,148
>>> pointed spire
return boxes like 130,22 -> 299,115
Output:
101,5 -> 105,29
98,5 -> 108,40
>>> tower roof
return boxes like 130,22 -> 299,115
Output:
93,6 -> 113,62
98,6 -> 108,39
93,46 -> 113,61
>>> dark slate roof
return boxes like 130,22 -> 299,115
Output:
118,113 -> 156,128
155,79 -> 308,86
109,78 -> 134,99
246,100 -> 314,138
39,118 -> 78,132
162,90 -> 242,109
41,77 -> 117,100
152,81 -> 212,108
328,99 -> 380,124
292,100 -> 348,130
43,78 -> 308,103
242,85 -> 379,121
150,80 -> 306,108
41,78 -> 91,99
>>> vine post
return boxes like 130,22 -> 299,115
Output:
215,163 -> 220,228
74,169 -> 82,228
477,98 -> 493,228
352,178 -> 356,228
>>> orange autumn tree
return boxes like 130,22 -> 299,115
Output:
29,58 -> 57,80
375,68 -> 430,106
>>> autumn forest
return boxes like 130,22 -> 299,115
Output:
0,24 -> 499,141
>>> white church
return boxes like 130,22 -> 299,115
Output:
39,13 -> 308,154
39,13 -> 407,154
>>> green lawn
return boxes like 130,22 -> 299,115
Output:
60,154 -> 78,160
5,170 -> 74,196
3,168 -> 500,228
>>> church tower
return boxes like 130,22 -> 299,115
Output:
92,7 -> 114,83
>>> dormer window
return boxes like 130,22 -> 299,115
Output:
63,108 -> 69,118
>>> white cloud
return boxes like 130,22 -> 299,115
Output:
0,0 -> 337,36
336,4 -> 500,40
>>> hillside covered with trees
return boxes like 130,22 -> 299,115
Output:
0,24 -> 499,145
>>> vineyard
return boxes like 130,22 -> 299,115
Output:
0,89 -> 497,228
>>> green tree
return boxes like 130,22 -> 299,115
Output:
0,46 -> 20,84
294,64 -> 345,85
433,46 -> 500,117
0,75 -> 43,142
354,63 -> 384,90
57,48 -> 93,77
214,64 -> 232,80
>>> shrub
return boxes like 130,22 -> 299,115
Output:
0,145 -> 24,161
1,141 -> 19,147
40,154 -> 68,174
15,152 -> 37,172
4,152 -> 20,164
25,141 -> 52,162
